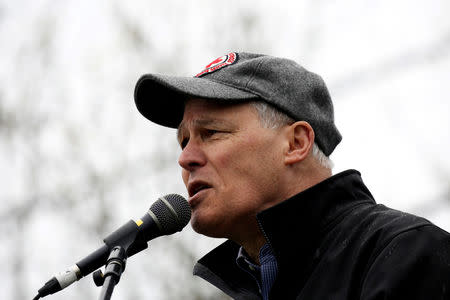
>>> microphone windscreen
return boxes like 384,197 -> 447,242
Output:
150,194 -> 191,234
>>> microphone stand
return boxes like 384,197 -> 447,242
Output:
92,219 -> 151,300
92,219 -> 149,300
95,246 -> 127,300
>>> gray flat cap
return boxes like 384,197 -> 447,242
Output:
134,52 -> 341,156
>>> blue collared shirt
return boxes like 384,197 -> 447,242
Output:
236,244 -> 278,300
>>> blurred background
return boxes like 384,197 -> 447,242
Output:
1,0 -> 449,299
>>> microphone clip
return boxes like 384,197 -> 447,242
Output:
96,246 -> 128,300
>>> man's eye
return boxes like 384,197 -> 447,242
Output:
203,129 -> 226,139
206,129 -> 218,136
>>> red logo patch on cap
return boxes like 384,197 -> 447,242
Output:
195,52 -> 238,77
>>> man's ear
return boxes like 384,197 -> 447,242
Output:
284,121 -> 315,165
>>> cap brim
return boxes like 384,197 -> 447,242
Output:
134,74 -> 258,128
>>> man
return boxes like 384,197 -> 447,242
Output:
134,52 -> 450,299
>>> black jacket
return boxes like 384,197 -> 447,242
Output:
193,170 -> 450,299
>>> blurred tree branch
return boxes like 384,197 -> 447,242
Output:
331,31 -> 450,95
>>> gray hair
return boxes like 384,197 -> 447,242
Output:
251,101 -> 334,170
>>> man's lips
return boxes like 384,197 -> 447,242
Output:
187,180 -> 212,198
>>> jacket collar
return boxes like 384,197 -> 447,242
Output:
256,169 -> 375,296
194,169 -> 375,298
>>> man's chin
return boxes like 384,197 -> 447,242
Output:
190,215 -> 226,238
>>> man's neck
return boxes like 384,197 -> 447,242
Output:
240,233 -> 267,265
235,165 -> 332,264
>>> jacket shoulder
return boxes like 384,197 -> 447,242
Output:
359,222 -> 450,299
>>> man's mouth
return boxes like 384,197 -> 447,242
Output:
188,181 -> 212,198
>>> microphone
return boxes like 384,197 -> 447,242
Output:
34,194 -> 191,299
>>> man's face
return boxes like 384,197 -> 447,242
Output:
177,98 -> 287,239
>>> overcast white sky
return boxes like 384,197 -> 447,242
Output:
0,1 -> 449,299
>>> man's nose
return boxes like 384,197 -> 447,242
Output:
178,140 -> 206,172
